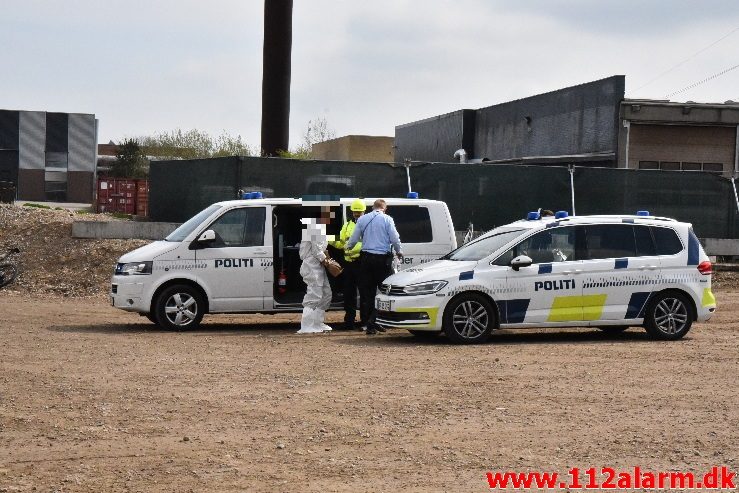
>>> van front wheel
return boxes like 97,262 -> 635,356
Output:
155,284 -> 205,331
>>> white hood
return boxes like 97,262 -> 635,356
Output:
118,241 -> 181,263
387,259 -> 477,285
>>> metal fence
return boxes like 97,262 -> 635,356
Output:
149,157 -> 739,239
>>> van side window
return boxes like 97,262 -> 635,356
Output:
651,226 -> 683,255
495,227 -> 576,265
208,207 -> 266,248
634,225 -> 656,256
387,205 -> 432,243
583,224 -> 637,259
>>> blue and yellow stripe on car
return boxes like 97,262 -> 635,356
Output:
547,294 -> 607,321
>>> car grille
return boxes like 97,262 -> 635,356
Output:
379,283 -> 405,296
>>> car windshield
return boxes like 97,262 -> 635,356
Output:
165,205 -> 222,242
441,228 -> 527,261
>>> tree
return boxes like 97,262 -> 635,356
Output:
137,129 -> 253,160
278,117 -> 336,159
111,138 -> 148,178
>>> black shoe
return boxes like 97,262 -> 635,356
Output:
342,321 -> 356,331
376,325 -> 386,333
366,328 -> 377,335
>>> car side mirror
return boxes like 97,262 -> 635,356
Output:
511,255 -> 533,271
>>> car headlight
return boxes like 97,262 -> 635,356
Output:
115,261 -> 153,276
402,280 -> 448,296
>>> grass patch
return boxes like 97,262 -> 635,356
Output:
23,203 -> 52,209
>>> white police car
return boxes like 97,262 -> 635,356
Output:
374,211 -> 716,344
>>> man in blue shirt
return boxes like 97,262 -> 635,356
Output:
346,199 -> 403,335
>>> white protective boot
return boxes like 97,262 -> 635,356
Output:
297,308 -> 323,334
315,309 -> 332,332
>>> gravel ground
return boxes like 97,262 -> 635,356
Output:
0,292 -> 737,492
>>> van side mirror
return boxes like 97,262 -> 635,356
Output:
198,230 -> 216,243
511,255 -> 533,271
189,229 -> 216,250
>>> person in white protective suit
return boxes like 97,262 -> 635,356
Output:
297,209 -> 334,334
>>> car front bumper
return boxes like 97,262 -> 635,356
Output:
374,293 -> 445,331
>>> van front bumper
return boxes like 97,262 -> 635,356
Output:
374,294 -> 444,331
110,277 -> 148,312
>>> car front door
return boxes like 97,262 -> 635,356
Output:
194,206 -> 270,311
493,226 -> 583,324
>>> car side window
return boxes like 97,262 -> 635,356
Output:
651,226 -> 683,255
494,227 -> 576,265
207,207 -> 266,248
634,225 -> 656,256
583,224 -> 637,259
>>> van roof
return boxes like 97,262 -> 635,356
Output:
214,197 -> 446,207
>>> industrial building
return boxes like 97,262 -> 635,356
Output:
393,75 -> 739,178
0,109 -> 97,202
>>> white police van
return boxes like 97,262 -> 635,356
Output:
110,194 -> 456,330
374,211 -> 717,344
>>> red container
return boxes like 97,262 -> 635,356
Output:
135,180 -> 149,217
96,178 -> 145,215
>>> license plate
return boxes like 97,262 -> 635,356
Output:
376,299 -> 393,311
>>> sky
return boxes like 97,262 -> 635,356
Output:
2,1 -> 738,151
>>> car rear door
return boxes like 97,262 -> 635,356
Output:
579,223 -> 661,321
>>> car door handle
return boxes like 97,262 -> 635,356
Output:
253,249 -> 268,255
640,265 -> 658,270
561,269 -> 582,275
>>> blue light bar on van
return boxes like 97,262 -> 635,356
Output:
252,191 -> 263,199
636,210 -> 650,216
241,192 -> 253,199
407,192 -> 419,199
555,211 -> 569,219
527,211 -> 540,220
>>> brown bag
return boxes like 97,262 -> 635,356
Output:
324,258 -> 343,277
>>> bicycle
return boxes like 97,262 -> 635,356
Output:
0,247 -> 20,288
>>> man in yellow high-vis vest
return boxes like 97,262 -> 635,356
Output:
329,199 -> 365,329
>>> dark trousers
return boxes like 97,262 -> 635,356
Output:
342,260 -> 360,324
359,252 -> 393,329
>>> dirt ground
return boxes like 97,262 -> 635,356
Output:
1,290 -> 737,492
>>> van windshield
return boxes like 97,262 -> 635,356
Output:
165,205 -> 222,242
441,228 -> 526,261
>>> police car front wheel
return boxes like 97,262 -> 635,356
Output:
155,284 -> 205,331
443,294 -> 496,344
644,291 -> 693,340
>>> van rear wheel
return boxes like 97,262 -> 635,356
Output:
155,284 -> 205,331
443,294 -> 495,344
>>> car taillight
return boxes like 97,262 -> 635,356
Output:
697,260 -> 712,275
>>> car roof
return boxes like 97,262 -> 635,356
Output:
477,214 -> 688,240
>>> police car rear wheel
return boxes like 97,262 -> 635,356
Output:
644,292 -> 693,340
155,284 -> 205,331
443,294 -> 495,344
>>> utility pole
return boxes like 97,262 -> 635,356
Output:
260,0 -> 293,156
